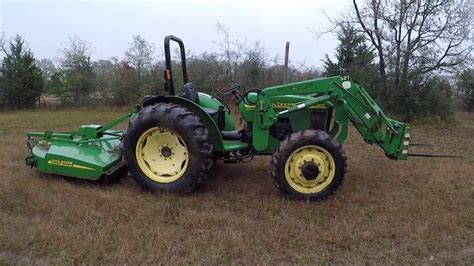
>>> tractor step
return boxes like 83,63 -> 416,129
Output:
223,140 -> 248,152
221,130 -> 241,140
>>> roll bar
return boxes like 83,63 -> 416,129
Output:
164,35 -> 188,95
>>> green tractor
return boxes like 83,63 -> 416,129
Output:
26,35 -> 413,201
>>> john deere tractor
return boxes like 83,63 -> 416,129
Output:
26,35 -> 413,200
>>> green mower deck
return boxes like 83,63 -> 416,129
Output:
26,111 -> 138,180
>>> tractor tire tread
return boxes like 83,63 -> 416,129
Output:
271,129 -> 347,201
122,102 -> 213,193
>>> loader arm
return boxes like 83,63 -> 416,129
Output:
255,76 -> 410,160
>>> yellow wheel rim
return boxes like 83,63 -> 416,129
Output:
284,145 -> 336,194
135,127 -> 189,183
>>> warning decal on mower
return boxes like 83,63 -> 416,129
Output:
47,159 -> 95,171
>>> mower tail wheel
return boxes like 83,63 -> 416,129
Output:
271,129 -> 347,201
122,103 -> 213,193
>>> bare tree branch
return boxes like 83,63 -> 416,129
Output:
353,0 -> 387,83
347,0 -> 473,89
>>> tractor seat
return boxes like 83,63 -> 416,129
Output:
183,83 -> 199,103
202,107 -> 218,116
183,83 -> 218,116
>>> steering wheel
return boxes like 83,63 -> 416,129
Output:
222,84 -> 245,95
221,84 -> 246,105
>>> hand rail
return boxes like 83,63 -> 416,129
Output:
164,35 -> 188,95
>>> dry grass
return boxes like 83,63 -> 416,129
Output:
0,108 -> 473,264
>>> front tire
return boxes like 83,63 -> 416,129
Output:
271,130 -> 347,201
122,103 -> 213,193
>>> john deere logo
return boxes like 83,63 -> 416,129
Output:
48,159 -> 95,171
244,102 -> 326,110
273,102 -> 292,109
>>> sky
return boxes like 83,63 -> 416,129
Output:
0,0 -> 351,67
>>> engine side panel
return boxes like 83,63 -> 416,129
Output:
239,92 -> 332,154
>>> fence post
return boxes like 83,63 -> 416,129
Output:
283,41 -> 290,84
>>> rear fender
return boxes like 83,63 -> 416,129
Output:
142,95 -> 224,153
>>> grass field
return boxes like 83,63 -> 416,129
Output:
0,108 -> 473,264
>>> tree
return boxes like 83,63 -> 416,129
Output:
37,58 -> 57,97
324,24 -> 375,73
0,35 -> 43,108
351,0 -> 473,89
0,34 -> 4,64
0,70 -> 5,106
240,41 -> 267,88
114,61 -> 139,105
213,23 -> 244,84
93,58 -> 119,100
60,35 -> 95,103
457,69 -> 474,110
125,35 -> 154,83
215,23 -> 234,81
48,71 -> 67,99
416,76 -> 454,118
187,52 -> 222,94
37,58 -> 56,81
0,34 -> 4,104
330,0 -> 474,116
323,23 -> 377,94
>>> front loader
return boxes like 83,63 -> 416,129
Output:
26,35 -> 445,201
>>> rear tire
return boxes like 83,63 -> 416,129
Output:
122,103 -> 213,193
271,129 -> 347,201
